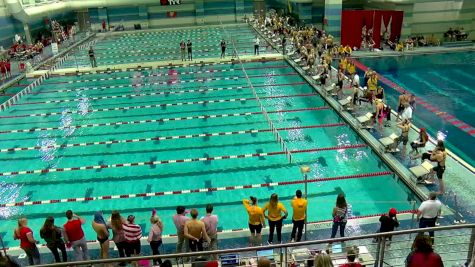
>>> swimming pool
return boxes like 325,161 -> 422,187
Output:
0,58 -> 419,247
357,51 -> 475,167
61,25 -> 268,68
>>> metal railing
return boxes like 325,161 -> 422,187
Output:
15,224 -> 474,267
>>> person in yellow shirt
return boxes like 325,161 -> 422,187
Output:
290,190 -> 307,242
347,62 -> 356,76
242,196 -> 265,246
262,193 -> 288,244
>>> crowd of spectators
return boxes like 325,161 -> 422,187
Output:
7,188 -> 450,267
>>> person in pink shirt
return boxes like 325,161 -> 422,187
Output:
201,204 -> 218,260
172,206 -> 189,254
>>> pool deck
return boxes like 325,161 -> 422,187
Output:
252,23 -> 475,224
26,53 -> 284,78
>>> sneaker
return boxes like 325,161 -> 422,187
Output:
290,238 -> 295,243
267,241 -> 273,245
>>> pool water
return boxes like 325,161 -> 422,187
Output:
358,51 -> 475,167
0,26 -> 418,249
62,25 -> 269,68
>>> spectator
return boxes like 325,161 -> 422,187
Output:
184,209 -> 210,252
201,204 -> 218,259
161,260 -> 173,267
88,47 -> 97,68
92,211 -> 110,260
63,210 -> 89,261
290,190 -> 307,242
220,39 -> 226,59
187,40 -> 192,61
1,59 -> 7,80
257,257 -> 271,267
180,40 -> 186,61
108,211 -> 127,264
102,20 -> 107,32
254,36 -> 260,55
417,192 -> 442,243
406,234 -> 443,267
13,217 -> 40,265
331,193 -> 348,238
314,253 -> 333,267
40,216 -> 67,262
340,248 -> 362,267
242,196 -> 265,246
173,206 -> 189,254
148,209 -> 163,266
262,193 -> 288,244
123,215 -> 142,258
375,208 -> 399,244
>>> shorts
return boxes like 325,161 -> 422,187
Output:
398,135 -> 409,145
125,240 -> 141,256
97,236 -> 108,244
249,223 -> 262,234
337,80 -> 343,89
433,165 -> 445,179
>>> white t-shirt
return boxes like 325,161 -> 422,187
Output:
352,74 -> 360,87
418,199 -> 442,219
255,38 -> 260,46
401,106 -> 413,120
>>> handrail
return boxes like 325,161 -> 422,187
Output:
30,224 -> 475,267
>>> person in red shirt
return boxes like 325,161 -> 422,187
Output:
340,248 -> 362,267
0,60 -> 6,80
13,217 -> 41,265
63,210 -> 90,261
102,20 -> 106,32
406,234 -> 444,267
5,59 -> 11,78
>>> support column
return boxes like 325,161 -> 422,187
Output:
324,0 -> 342,40
195,0 -> 204,25
23,23 -> 32,44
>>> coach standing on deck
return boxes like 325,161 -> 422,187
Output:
417,192 -> 442,243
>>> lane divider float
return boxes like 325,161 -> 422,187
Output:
1,170 -> 389,207
0,123 -> 346,153
0,107 -> 331,135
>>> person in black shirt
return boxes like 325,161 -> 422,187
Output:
375,208 -> 399,243
282,36 -> 287,55
220,39 -> 226,58
88,47 -> 97,68
187,40 -> 192,61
